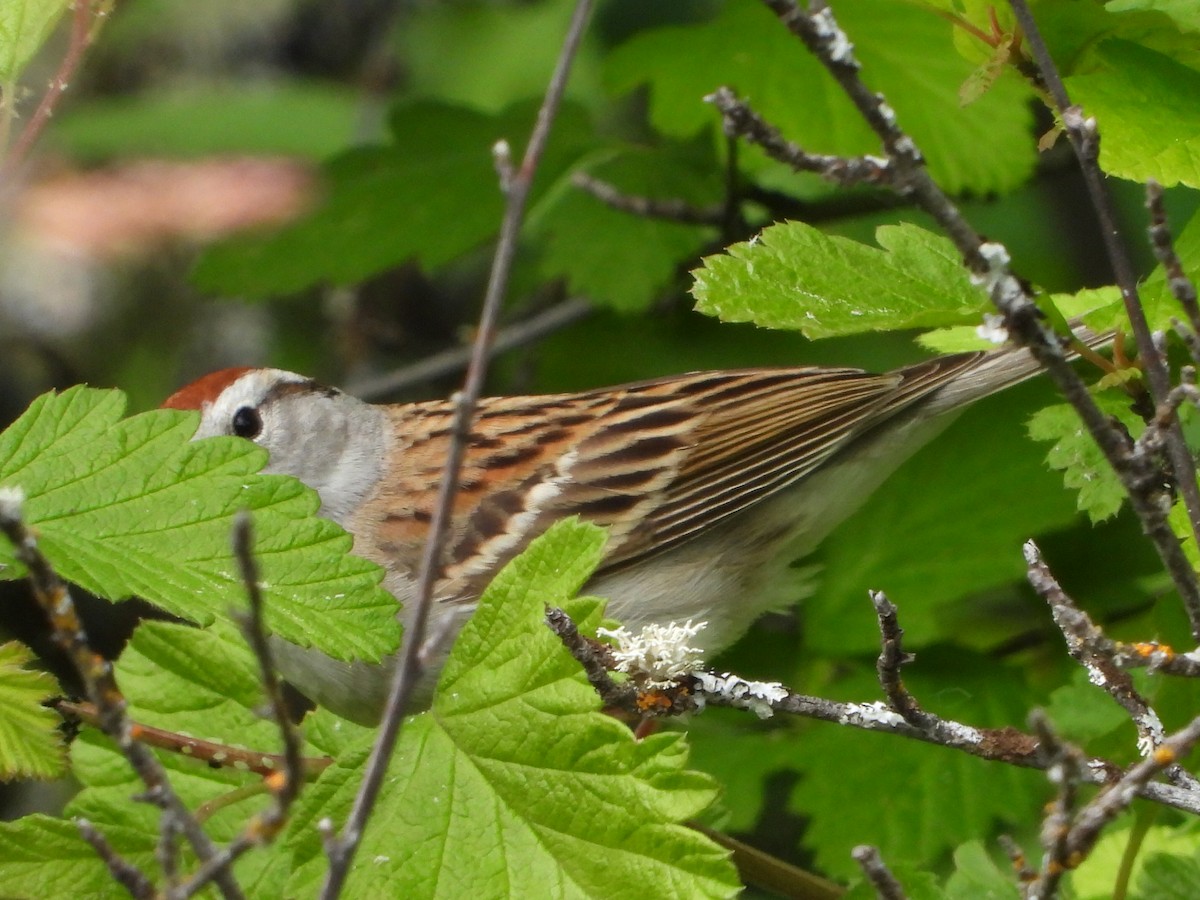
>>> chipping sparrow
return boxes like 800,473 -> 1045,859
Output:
164,337 -> 1097,723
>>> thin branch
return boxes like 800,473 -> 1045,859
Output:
172,514 -> 312,900
1147,182 -> 1200,338
869,590 -> 933,728
546,606 -> 1200,817
77,819 -> 157,900
1028,712 -> 1082,899
231,512 -> 305,811
54,699 -> 332,778
318,2 -> 596,894
1026,540 -> 1200,791
0,489 -> 244,900
1008,0 -> 1200,635
572,171 -> 729,226
851,846 -> 908,900
347,297 -> 593,401
2,1 -> 109,179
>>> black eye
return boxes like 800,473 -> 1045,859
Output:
231,406 -> 263,439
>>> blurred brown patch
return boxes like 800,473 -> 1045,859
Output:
12,157 -> 316,259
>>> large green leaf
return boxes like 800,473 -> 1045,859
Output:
286,520 -> 739,898
0,388 -> 399,662
192,101 -> 596,299
607,0 -> 1035,195
693,222 -> 986,337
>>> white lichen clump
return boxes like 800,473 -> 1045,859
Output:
597,619 -> 707,687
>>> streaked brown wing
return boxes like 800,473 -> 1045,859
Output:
369,353 -> 995,603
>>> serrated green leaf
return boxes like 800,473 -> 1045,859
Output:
286,519 -> 739,898
607,0 -> 1035,195
0,619 -> 291,897
1027,392 -> 1143,523
0,387 -> 399,662
0,641 -> 66,781
1067,40 -> 1200,188
0,0 -> 68,83
531,142 -> 719,312
692,223 -> 985,338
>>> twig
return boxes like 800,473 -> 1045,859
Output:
1030,712 -> 1083,898
545,607 -> 638,709
347,297 -> 593,401
230,512 -> 305,810
1020,712 -> 1200,899
1025,540 -> 1200,791
77,818 -> 156,900
724,0 -> 1200,639
850,845 -> 908,900
171,514 -> 311,900
318,2 -> 597,895
54,699 -> 332,778
999,834 -> 1036,887
0,489 -> 244,900
2,2 -> 109,179
1008,0 -> 1200,634
572,171 -> 730,226
546,606 -> 1200,817
869,590 -> 932,728
1146,182 -> 1200,339
157,815 -> 181,896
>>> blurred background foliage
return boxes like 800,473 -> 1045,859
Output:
3,0 -> 1200,889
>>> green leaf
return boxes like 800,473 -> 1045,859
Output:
790,650 -> 1046,880
1068,819 -> 1200,899
916,326 -> 999,354
807,385 -> 1082,655
397,0 -> 605,113
0,641 -> 66,781
532,143 -> 720,311
0,0 -> 68,84
192,100 -> 595,299
286,519 -> 739,898
0,814 -> 156,899
1027,392 -> 1143,523
1106,0 -> 1200,36
692,223 -> 986,338
1067,40 -> 1200,188
49,82 -> 362,161
0,387 -> 399,662
0,619 -> 289,897
607,0 -> 1035,195
943,842 -> 1019,900
1137,849 -> 1200,899
1044,667 -> 1138,745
